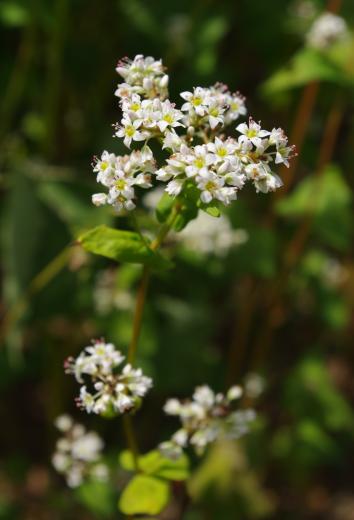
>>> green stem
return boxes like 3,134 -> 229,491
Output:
122,415 -> 140,472
123,201 -> 181,469
127,202 -> 181,365
127,265 -> 150,365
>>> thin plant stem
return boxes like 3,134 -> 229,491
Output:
127,265 -> 150,365
127,201 -> 181,365
122,415 -> 140,472
123,202 -> 181,464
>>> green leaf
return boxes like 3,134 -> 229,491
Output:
119,475 -> 170,516
197,199 -> 221,218
119,449 -> 190,481
78,225 -> 172,269
76,480 -> 115,517
262,48 -> 344,95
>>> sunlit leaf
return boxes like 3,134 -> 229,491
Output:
78,225 -> 173,269
118,474 -> 170,516
119,449 -> 190,481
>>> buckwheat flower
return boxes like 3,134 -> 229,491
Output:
162,130 -> 184,152
185,145 -> 214,178
159,384 -> 255,459
237,119 -> 270,146
180,87 -> 210,116
92,193 -> 108,207
196,170 -> 225,204
207,137 -> 237,163
52,415 -> 108,488
254,172 -> 283,194
306,12 -> 348,50
65,339 -> 153,416
224,92 -> 247,124
206,102 -> 225,129
93,151 -> 117,186
115,55 -> 169,99
115,116 -> 148,148
166,179 -> 184,196
156,100 -> 184,133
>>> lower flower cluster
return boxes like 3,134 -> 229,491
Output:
158,385 -> 256,459
52,415 -> 108,488
65,340 -> 152,416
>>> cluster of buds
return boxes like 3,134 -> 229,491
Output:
158,385 -> 256,459
180,84 -> 246,130
91,54 -> 295,213
115,55 -> 169,100
65,340 -> 152,416
52,415 -> 108,488
306,12 -> 348,50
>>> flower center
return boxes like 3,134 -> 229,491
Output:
192,97 -> 202,106
246,129 -> 257,138
115,179 -> 126,190
125,126 -> 135,137
163,114 -> 174,123
194,158 -> 205,169
205,181 -> 216,191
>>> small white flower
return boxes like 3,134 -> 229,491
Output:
307,12 -> 348,50
166,179 -> 184,196
180,87 -> 210,116
237,119 -> 270,146
55,415 -> 73,432
159,383 -> 255,459
52,415 -> 108,488
163,130 -> 183,152
227,385 -> 243,401
115,117 -> 148,148
196,171 -> 225,204
92,193 -> 108,206
164,398 -> 182,415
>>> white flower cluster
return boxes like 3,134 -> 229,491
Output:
180,84 -> 246,129
65,340 -> 153,416
178,211 -> 248,257
306,12 -> 348,50
92,147 -> 155,211
159,385 -> 256,459
52,415 -> 108,488
115,55 -> 169,100
158,122 -> 294,203
92,55 -> 294,213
